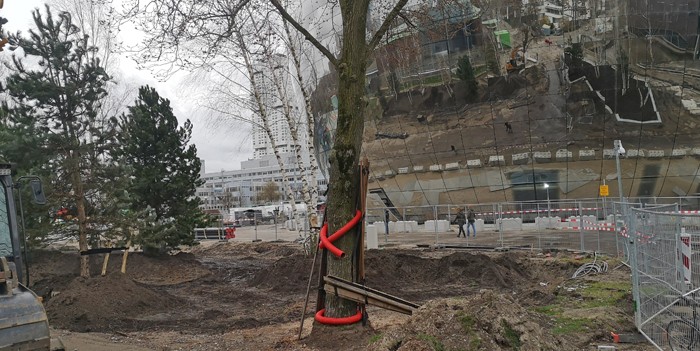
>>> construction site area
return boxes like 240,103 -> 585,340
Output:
31,237 -> 657,351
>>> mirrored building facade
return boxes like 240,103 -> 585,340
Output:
315,0 -> 700,209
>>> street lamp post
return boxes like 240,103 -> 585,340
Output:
544,183 -> 551,219
613,140 -> 625,205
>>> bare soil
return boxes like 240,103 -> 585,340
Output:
27,242 -> 656,350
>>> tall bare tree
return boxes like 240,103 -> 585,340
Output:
124,0 -> 409,319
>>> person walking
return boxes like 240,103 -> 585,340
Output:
453,208 -> 467,238
384,209 -> 390,236
466,206 -> 477,237
504,122 -> 513,133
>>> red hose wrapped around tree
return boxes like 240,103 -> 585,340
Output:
315,209 -> 364,325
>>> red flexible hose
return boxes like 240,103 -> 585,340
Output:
318,210 -> 362,258
314,308 -> 363,325
315,209 -> 364,325
319,223 -> 344,258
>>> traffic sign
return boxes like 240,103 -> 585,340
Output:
600,185 -> 609,197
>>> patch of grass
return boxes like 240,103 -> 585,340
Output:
469,336 -> 482,350
417,333 -> 445,351
579,281 -> 630,307
533,304 -> 560,316
552,317 -> 597,334
500,319 -> 522,350
369,333 -> 383,344
459,314 -> 476,331
531,279 -> 631,335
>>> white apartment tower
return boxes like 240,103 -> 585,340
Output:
251,53 -> 296,159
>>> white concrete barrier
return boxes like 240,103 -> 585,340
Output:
365,225 -> 379,249
475,219 -> 485,232
555,149 -> 572,162
429,164 -> 443,172
423,220 -> 450,232
467,159 -> 482,168
445,162 -> 460,170
391,221 -> 418,233
533,151 -> 552,163
647,150 -> 664,158
671,149 -> 687,158
579,149 -> 595,161
374,221 -> 389,234
535,216 -> 562,229
488,155 -> 505,166
497,218 -> 523,231
512,152 -> 529,165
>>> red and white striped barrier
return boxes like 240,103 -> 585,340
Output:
563,218 -> 616,231
681,228 -> 692,284
666,210 -> 700,214
477,207 -> 600,216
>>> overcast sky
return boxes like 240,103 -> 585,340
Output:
3,0 -> 254,173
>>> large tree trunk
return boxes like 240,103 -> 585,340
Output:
324,0 -> 369,318
72,152 -> 90,278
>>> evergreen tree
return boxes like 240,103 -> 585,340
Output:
456,55 -> 478,101
117,86 -> 205,254
3,6 -> 113,277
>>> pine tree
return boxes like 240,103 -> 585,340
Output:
117,86 -> 205,254
456,55 -> 478,101
3,6 -> 113,277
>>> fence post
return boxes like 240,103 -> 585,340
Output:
403,208 -> 407,233
579,201 -> 585,252
498,203 -> 504,247
595,202 -> 601,252
433,205 -> 438,246
628,207 -> 641,328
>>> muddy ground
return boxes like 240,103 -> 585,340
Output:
27,242 -> 655,350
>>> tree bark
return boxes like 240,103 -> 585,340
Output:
324,0 -> 370,318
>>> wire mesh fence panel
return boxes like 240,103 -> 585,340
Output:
627,205 -> 700,350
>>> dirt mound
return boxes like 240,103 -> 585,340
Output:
248,253 -> 315,292
45,273 -> 184,332
367,292 -> 565,351
365,251 -> 540,302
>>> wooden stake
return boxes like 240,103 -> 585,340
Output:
358,158 -> 369,282
101,253 -> 110,276
121,239 -> 132,274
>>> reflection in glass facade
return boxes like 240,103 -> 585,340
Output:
331,0 -> 700,208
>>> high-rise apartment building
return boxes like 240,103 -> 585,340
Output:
251,53 -> 297,159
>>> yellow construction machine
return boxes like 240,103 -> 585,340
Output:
0,164 -> 63,350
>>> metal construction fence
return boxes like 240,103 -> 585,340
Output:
364,196 -> 700,255
624,204 -> 700,350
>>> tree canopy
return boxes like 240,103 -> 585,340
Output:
3,5 -> 113,276
117,85 -> 205,253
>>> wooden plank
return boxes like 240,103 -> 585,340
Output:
324,276 -> 419,314
324,286 -> 413,315
325,275 -> 419,309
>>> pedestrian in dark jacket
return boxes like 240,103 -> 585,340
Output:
453,209 -> 466,238
466,206 -> 477,237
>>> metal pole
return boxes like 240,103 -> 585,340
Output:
16,185 -> 29,286
579,201 -> 584,252
434,205 -> 438,246
498,203 -> 504,247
